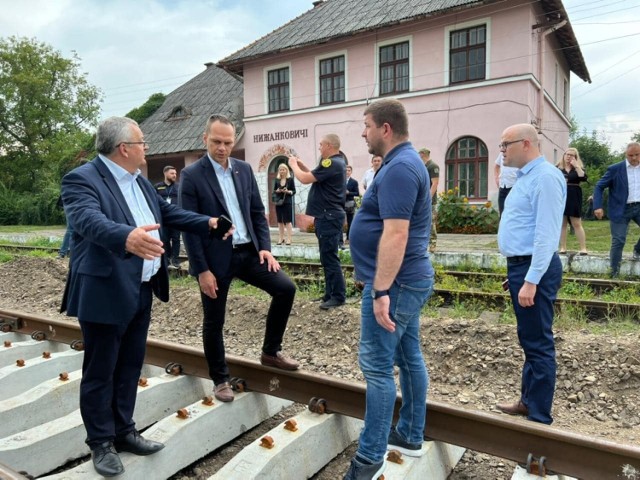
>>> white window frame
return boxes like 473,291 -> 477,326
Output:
315,50 -> 348,106
373,35 -> 413,97
264,62 -> 292,114
444,17 -> 492,86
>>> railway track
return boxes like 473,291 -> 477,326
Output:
2,308 -> 640,479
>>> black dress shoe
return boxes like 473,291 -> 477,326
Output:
91,442 -> 124,477
114,430 -> 165,456
319,298 -> 345,310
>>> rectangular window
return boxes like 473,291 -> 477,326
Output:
450,25 -> 486,84
268,67 -> 290,113
379,41 -> 409,95
563,79 -> 569,114
319,55 -> 345,105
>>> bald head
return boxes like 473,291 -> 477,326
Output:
500,123 -> 541,168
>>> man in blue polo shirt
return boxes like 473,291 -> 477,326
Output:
496,123 -> 565,425
344,99 -> 434,480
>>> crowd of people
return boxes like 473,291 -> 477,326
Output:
57,102 -> 639,478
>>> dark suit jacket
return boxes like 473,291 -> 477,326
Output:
593,161 -> 629,222
60,156 -> 212,325
346,177 -> 359,202
180,155 -> 271,278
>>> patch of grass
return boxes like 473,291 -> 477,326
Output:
564,220 -> 639,254
422,294 -> 444,317
555,303 -> 589,330
448,297 -> 487,318
0,225 -> 65,233
169,275 -> 199,289
26,249 -> 56,258
560,281 -> 594,299
0,252 -> 14,263
599,287 -> 640,304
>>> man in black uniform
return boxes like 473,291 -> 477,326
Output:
289,134 -> 347,309
154,165 -> 181,268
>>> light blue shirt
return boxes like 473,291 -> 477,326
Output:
208,154 -> 250,245
100,154 -> 161,282
498,156 -> 566,284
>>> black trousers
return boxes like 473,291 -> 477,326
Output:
315,213 -> 346,302
79,282 -> 153,448
162,226 -> 181,263
498,187 -> 512,215
200,247 -> 296,385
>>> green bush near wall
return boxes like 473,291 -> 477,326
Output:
437,188 -> 499,234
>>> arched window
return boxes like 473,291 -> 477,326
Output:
445,137 -> 488,199
165,106 -> 191,121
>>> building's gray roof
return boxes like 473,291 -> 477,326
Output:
218,0 -> 590,83
140,64 -> 244,156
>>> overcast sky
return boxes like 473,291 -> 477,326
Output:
1,0 -> 639,152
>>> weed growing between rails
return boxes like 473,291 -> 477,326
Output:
437,188 -> 500,234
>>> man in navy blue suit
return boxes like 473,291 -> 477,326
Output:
180,114 -> 298,404
61,116 -> 229,477
593,142 -> 640,277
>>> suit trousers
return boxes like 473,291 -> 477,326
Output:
506,254 -> 562,424
79,282 -> 153,447
200,247 -> 296,385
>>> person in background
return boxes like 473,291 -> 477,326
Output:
180,114 -> 299,404
361,155 -> 382,191
496,123 -> 565,425
419,148 -> 439,253
343,165 -> 359,247
289,134 -> 347,310
593,142 -> 640,277
494,152 -> 518,216
557,148 -> 588,255
60,116 -> 228,477
154,165 -> 182,268
273,163 -> 296,245
344,99 -> 434,480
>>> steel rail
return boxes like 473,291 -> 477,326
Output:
0,462 -> 30,480
2,308 -> 640,478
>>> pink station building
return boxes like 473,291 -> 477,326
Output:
141,0 -> 590,230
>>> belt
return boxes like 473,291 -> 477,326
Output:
506,255 -> 532,264
232,242 -> 254,251
500,186 -> 512,190
567,183 -> 581,186
627,202 -> 640,206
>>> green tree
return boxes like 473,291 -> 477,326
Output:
126,92 -> 166,124
632,132 -> 640,144
0,36 -> 102,194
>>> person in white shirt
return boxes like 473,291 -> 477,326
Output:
361,155 -> 383,191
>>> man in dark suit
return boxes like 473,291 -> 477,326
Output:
60,116 -> 228,477
593,142 -> 640,277
180,114 -> 299,404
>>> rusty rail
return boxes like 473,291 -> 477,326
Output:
2,308 -> 640,478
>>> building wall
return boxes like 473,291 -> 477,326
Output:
241,1 -> 573,227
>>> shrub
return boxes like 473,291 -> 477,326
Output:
437,188 -> 499,234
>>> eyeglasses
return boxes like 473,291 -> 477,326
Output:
119,141 -> 148,148
498,139 -> 525,150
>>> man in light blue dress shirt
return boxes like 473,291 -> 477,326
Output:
496,123 -> 566,425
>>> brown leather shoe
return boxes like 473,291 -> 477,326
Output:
214,382 -> 234,402
496,400 -> 528,416
260,352 -> 300,371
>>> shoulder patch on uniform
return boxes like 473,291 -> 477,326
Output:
433,167 -> 440,174
321,158 -> 332,168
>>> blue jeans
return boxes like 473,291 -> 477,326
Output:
356,279 -> 434,463
507,254 -> 562,424
59,223 -> 74,257
315,213 -> 346,302
609,203 -> 640,276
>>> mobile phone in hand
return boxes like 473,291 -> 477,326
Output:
211,214 -> 233,239
502,279 -> 509,291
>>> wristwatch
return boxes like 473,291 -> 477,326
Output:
371,288 -> 390,299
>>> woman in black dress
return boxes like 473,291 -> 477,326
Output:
273,164 -> 296,245
557,147 -> 588,254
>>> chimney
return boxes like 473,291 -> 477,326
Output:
204,62 -> 214,68
312,0 -> 325,7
